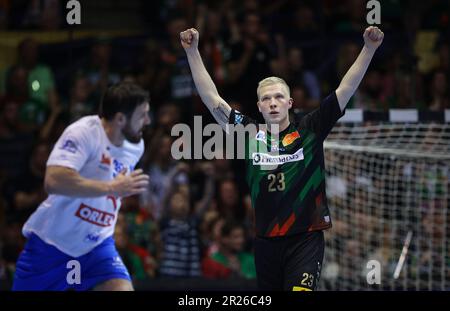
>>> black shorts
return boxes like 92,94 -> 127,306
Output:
254,230 -> 324,291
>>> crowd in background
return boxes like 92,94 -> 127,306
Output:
0,0 -> 449,288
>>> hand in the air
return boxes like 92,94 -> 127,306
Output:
180,28 -> 199,51
363,26 -> 384,51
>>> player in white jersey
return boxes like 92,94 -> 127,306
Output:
12,82 -> 151,291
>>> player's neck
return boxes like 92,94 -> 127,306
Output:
101,118 -> 124,147
266,117 -> 290,134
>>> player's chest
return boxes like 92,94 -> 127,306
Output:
88,147 -> 136,179
249,128 -> 303,154
247,129 -> 320,171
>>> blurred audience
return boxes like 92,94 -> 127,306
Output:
202,220 -> 256,279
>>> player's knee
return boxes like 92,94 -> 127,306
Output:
93,278 -> 134,291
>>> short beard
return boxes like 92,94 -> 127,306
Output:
122,123 -> 142,144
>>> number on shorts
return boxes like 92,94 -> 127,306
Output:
301,273 -> 314,288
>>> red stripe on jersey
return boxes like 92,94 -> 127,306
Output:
268,224 -> 280,237
279,212 -> 296,236
268,212 -> 296,237
315,193 -> 322,207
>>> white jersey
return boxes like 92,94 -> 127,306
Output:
23,115 -> 144,257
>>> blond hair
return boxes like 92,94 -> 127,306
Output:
257,76 -> 290,100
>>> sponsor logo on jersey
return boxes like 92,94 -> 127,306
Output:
252,148 -> 304,165
100,153 -> 111,165
111,160 -> 134,178
60,139 -> 77,153
270,142 -> 286,152
75,204 -> 115,227
282,131 -> 300,147
269,145 -> 286,152
84,233 -> 100,242
255,130 -> 266,144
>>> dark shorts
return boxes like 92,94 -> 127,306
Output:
254,230 -> 324,291
12,233 -> 131,291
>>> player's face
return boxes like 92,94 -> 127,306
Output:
122,102 -> 151,143
257,83 -> 292,126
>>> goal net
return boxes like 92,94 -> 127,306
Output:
320,122 -> 450,290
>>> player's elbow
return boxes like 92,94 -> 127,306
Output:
200,93 -> 219,107
335,87 -> 353,108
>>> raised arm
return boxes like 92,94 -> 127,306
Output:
335,26 -> 384,112
180,28 -> 232,129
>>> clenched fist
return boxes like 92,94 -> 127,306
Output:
363,26 -> 384,51
180,28 -> 199,51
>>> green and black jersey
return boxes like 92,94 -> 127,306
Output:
229,92 -> 345,238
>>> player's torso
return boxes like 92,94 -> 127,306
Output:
245,123 -> 331,237
24,116 -> 143,256
73,132 -> 140,228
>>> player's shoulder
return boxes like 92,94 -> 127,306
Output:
322,91 -> 339,105
61,115 -> 103,149
65,115 -> 102,135
230,109 -> 257,126
68,115 -> 100,128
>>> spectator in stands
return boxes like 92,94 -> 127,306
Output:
436,41 -> 449,74
2,141 -> 50,224
353,69 -> 387,110
80,37 -> 121,103
21,0 -> 62,30
284,4 -> 320,65
196,6 -> 228,88
158,188 -> 202,278
16,38 -> 59,120
115,214 -> 158,280
0,1 -> 8,29
64,76 -> 95,123
1,65 -> 43,129
0,99 -> 35,179
159,14 -> 196,118
334,0 -> 366,33
140,134 -> 189,221
135,40 -> 167,106
290,84 -> 315,114
225,11 -> 277,117
200,212 -> 224,256
271,42 -> 321,111
428,70 -> 449,111
216,178 -> 244,221
202,220 -> 256,279
0,222 -> 24,282
158,161 -> 215,278
286,47 -> 320,103
153,102 -> 181,133
121,194 -> 162,270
